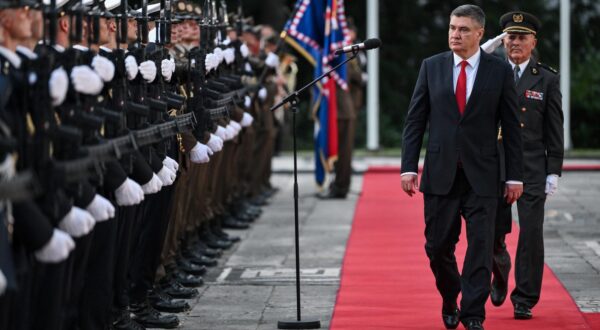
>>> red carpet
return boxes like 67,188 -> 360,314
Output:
330,168 -> 593,329
585,314 -> 600,330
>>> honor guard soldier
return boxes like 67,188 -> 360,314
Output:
490,11 -> 564,320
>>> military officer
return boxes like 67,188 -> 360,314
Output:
490,11 -> 564,320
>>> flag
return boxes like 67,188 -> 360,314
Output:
284,0 -> 351,187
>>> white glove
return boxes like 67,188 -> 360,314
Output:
49,67 -> 68,106
230,121 -> 242,134
240,43 -> 249,58
481,32 -> 507,54
0,269 -> 6,296
265,52 -> 279,68
115,178 -> 145,206
86,194 -> 115,222
245,62 -> 252,73
70,65 -> 104,95
0,153 -> 16,179
213,47 -> 224,64
161,58 -> 174,82
141,173 -> 163,194
189,142 -> 212,163
244,95 -> 252,109
215,125 -> 228,140
206,133 -> 223,153
222,37 -> 231,46
224,124 -> 236,140
162,156 -> 179,172
92,55 -> 115,82
34,229 -> 75,263
59,206 -> 96,238
258,87 -> 267,101
125,55 -> 139,80
545,174 -> 559,196
139,60 -> 157,83
240,112 -> 254,127
157,165 -> 176,186
205,53 -> 217,72
223,48 -> 235,64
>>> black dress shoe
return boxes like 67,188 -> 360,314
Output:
200,230 -> 234,249
464,319 -> 484,330
235,211 -> 256,222
183,250 -> 218,267
172,271 -> 204,287
191,240 -> 222,258
160,279 -> 199,299
249,194 -> 268,206
149,290 -> 190,313
177,258 -> 207,276
189,254 -> 218,267
441,307 -> 460,329
131,302 -> 180,329
490,277 -> 508,307
317,190 -> 347,199
514,303 -> 532,320
112,309 -> 145,330
211,224 -> 241,242
222,216 -> 250,229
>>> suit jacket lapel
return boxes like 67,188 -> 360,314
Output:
460,49 -> 491,121
443,52 -> 461,121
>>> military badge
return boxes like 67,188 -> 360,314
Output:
513,14 -> 524,23
525,90 -> 544,101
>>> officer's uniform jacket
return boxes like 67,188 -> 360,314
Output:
514,60 -> 563,189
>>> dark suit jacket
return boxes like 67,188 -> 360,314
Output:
401,50 -> 523,197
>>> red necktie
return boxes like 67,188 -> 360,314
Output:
456,60 -> 468,115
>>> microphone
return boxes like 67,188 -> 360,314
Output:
334,38 -> 381,55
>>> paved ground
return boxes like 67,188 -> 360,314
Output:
176,158 -> 600,329
177,173 -> 362,330
543,172 -> 600,313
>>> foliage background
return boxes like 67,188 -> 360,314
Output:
233,0 -> 600,150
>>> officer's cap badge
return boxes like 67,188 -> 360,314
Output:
513,14 -> 524,23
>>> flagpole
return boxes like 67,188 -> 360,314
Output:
272,52 -> 358,330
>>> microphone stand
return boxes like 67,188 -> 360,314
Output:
270,50 -> 358,330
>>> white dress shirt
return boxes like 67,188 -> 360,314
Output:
508,58 -> 530,80
452,49 -> 481,102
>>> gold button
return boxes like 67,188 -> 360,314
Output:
521,107 -> 526,112
520,123 -> 525,128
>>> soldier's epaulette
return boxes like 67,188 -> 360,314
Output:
537,62 -> 558,74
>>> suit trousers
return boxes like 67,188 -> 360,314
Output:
491,198 -> 512,293
423,168 -> 496,323
497,183 -> 546,308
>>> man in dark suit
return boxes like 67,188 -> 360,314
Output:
489,11 -> 564,321
400,5 -> 524,330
